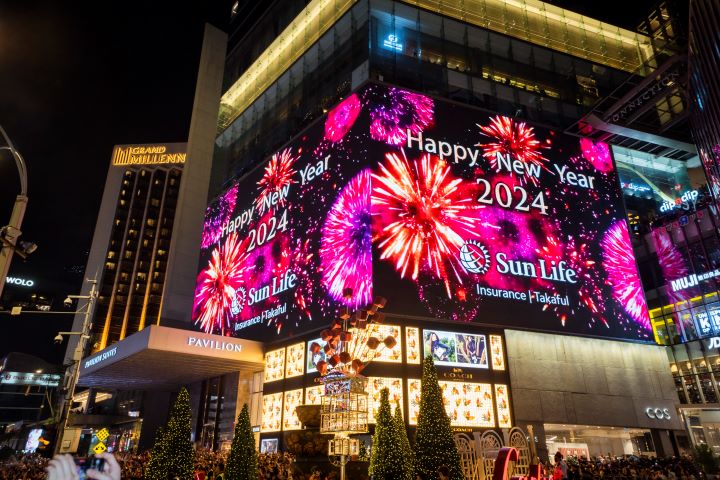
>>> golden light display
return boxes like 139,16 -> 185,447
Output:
261,392 -> 283,432
285,342 -> 305,378
282,389 -> 304,431
264,348 -> 286,383
407,379 -> 497,428
495,384 -> 512,428
405,327 -> 421,364
490,335 -> 506,371
367,377 -> 404,423
305,385 -> 324,405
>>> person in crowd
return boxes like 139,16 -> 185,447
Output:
437,465 -> 450,480
554,451 -> 568,480
211,461 -> 225,480
45,453 -> 121,480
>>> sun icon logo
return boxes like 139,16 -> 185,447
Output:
230,286 -> 247,316
459,240 -> 491,275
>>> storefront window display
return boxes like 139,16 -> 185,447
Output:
683,410 -> 720,454
544,424 -> 655,458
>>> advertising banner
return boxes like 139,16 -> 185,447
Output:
193,83 -> 650,342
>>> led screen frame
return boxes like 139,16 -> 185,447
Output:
193,82 -> 651,343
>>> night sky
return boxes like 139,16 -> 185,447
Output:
0,0 -> 661,363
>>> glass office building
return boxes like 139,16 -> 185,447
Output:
212,0 -> 659,198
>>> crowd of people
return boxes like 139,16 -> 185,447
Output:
0,453 -> 48,480
553,453 -> 706,480
0,448 -> 714,479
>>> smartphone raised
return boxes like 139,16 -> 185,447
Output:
75,456 -> 106,480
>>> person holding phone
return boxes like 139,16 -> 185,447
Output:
46,453 -> 121,480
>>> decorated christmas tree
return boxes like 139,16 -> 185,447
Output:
146,387 -> 194,480
225,404 -> 258,480
414,356 -> 463,480
394,400 -> 414,480
369,388 -> 406,480
145,425 -> 168,480
165,388 -> 194,480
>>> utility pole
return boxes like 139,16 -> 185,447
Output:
0,124 -> 29,299
54,279 -> 97,455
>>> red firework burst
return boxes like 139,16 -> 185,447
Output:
651,228 -> 692,302
476,116 -> 549,184
193,232 -> 248,335
256,148 -> 297,213
372,152 -> 479,296
601,221 -> 650,330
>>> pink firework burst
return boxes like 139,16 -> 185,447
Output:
321,170 -> 373,309
601,221 -> 650,330
324,93 -> 361,143
256,148 -> 297,213
201,183 -> 238,249
288,238 -> 318,324
193,232 -> 248,335
476,116 -> 549,184
580,138 -> 614,173
372,152 -> 479,296
367,87 -> 434,146
651,228 -> 693,302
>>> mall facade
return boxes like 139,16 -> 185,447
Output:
68,0 -> 710,462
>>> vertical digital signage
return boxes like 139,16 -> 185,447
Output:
194,83 -> 651,342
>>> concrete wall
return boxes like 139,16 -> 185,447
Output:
161,24 -> 227,327
506,330 -> 682,432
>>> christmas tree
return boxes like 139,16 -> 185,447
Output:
369,388 -> 406,480
165,388 -> 194,480
394,400 -> 414,480
145,425 -> 168,480
146,388 -> 194,480
414,356 -> 463,480
225,404 -> 258,480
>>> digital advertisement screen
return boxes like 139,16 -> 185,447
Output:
24,429 -> 43,453
423,329 -> 488,369
193,82 -> 650,342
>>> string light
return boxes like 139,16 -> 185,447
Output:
414,356 -> 464,480
226,404 -> 258,480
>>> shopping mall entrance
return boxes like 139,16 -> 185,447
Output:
544,424 -> 657,458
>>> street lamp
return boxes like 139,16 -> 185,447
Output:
0,123 -> 30,298
54,279 -> 98,455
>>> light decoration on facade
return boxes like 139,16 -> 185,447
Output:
314,289 -> 391,480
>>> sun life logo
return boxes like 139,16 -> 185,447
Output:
230,286 -> 247,316
459,240 -> 491,275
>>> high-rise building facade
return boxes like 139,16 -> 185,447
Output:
72,1 -> 704,460
688,0 -> 720,201
191,0 -> 686,460
88,144 -> 185,350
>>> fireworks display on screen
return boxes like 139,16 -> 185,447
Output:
193,83 -> 651,342
320,170 -> 373,309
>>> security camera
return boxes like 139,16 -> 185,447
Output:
54,334 -> 64,344
63,297 -> 73,307
18,241 -> 37,255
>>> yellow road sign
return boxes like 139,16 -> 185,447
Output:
92,442 -> 107,455
96,428 -> 109,442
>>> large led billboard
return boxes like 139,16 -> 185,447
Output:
194,83 -> 651,342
